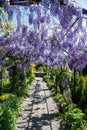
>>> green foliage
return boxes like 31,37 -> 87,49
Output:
3,94 -> 23,115
27,75 -> 35,84
0,94 -> 22,130
47,80 -> 54,89
0,74 -> 35,130
2,82 -> 11,93
43,75 -> 54,90
35,63 -> 44,71
75,76 -> 84,104
53,93 -> 66,114
43,75 -> 49,81
70,74 -> 87,111
80,77 -> 87,109
43,69 -> 87,130
22,75 -> 35,96
44,74 -> 66,113
0,105 -> 16,130
54,93 -> 66,108
61,104 -> 87,130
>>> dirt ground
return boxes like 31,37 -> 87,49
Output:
16,77 -> 61,130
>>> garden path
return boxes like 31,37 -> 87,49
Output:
16,77 -> 61,130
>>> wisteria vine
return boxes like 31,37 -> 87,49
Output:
0,0 -> 87,72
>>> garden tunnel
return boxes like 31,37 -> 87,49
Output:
0,0 -> 87,99
0,1 -> 87,130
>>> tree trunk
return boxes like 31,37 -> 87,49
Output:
60,72 -> 72,104
0,71 -> 2,96
72,69 -> 76,102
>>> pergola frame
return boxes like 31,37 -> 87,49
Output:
0,0 -> 87,15
10,0 -> 87,15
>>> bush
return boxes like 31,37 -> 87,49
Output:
80,77 -> 87,110
43,75 -> 54,90
75,76 -> 84,104
22,75 -> 35,96
43,75 -> 49,82
0,74 -> 35,130
70,75 -> 87,111
0,63 -> 36,130
0,105 -> 16,130
16,75 -> 35,96
3,94 -> 23,114
61,104 -> 87,130
0,94 -> 22,130
54,93 -> 66,107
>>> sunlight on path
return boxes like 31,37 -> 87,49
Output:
16,78 -> 61,130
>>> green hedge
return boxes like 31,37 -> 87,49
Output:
0,75 -> 35,130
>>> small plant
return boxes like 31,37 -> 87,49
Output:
54,93 -> 66,107
43,75 -> 54,90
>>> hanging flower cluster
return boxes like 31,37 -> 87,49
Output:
0,0 -> 87,72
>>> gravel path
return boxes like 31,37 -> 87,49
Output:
16,77 -> 61,130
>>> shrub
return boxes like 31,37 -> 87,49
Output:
0,94 -> 24,130
16,75 -> 35,96
3,94 -> 23,115
54,93 -> 66,107
0,105 -> 16,130
70,75 -> 87,111
75,76 -> 84,104
80,77 -> 87,110
61,104 -> 87,130
43,75 -> 49,82
43,75 -> 54,90
53,93 -> 66,113
0,75 -> 35,130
